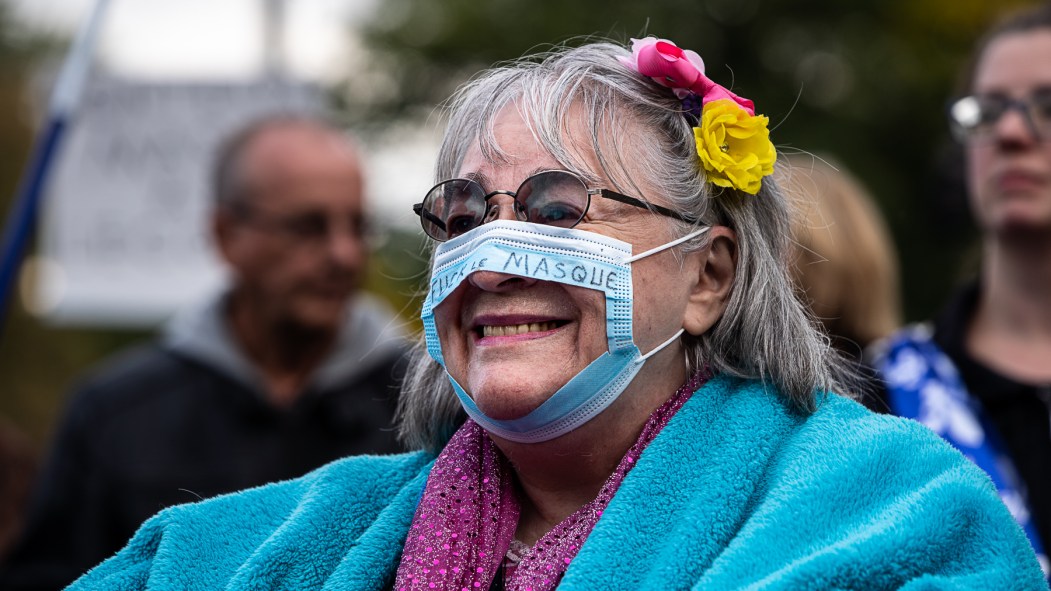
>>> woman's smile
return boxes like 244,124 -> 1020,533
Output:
434,271 -> 607,420
472,316 -> 569,344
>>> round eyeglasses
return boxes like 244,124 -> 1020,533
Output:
949,89 -> 1051,142
412,170 -> 695,242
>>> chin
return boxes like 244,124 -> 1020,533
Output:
987,210 -> 1051,237
289,301 -> 349,333
467,372 -> 563,420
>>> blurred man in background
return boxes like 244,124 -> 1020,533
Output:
0,114 -> 408,590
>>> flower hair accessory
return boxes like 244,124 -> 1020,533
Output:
618,37 -> 776,195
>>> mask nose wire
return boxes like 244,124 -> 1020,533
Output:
625,226 -> 710,263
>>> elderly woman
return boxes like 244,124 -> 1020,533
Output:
69,37 -> 1042,590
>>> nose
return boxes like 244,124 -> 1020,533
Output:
483,193 -> 524,224
468,269 -> 539,292
993,103 -> 1040,147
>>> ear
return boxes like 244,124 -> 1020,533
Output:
682,225 -> 737,336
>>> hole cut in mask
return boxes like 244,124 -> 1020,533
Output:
421,220 -> 707,443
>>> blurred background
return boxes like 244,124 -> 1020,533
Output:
0,0 -> 1041,454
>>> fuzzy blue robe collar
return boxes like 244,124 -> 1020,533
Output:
70,375 -> 1047,589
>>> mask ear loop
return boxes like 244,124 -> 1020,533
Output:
626,225 -> 709,364
625,226 -> 710,263
637,328 -> 686,363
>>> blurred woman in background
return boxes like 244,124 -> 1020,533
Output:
876,5 -> 1051,576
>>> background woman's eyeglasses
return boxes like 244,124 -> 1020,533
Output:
412,170 -> 694,242
949,89 -> 1051,142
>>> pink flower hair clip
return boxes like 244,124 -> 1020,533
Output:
618,37 -> 776,195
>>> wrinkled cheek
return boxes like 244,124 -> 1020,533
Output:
429,284 -> 469,377
628,264 -> 679,350
433,303 -> 457,357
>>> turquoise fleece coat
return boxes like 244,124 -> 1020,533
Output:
69,375 -> 1047,590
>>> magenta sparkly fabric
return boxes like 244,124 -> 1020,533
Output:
393,420 -> 519,591
393,372 -> 708,591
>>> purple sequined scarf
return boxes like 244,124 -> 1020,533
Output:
393,372 -> 708,591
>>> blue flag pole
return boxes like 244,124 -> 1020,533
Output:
0,0 -> 112,331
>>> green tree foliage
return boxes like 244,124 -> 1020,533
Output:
352,0 -> 1040,320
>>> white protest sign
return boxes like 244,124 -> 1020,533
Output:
35,77 -> 322,326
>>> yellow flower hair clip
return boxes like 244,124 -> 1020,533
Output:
618,37 -> 776,195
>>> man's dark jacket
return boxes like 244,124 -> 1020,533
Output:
0,292 -> 408,591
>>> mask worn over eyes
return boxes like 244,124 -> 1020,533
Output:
422,220 -> 709,443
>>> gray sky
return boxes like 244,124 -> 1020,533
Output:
5,0 -> 378,82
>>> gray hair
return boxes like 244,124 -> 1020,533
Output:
398,40 -> 856,452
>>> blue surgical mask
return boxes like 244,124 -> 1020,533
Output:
421,220 -> 708,443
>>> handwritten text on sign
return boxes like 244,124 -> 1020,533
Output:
39,79 -> 321,325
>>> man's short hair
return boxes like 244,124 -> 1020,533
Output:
210,113 -> 349,208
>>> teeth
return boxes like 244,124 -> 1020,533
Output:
481,321 -> 559,337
